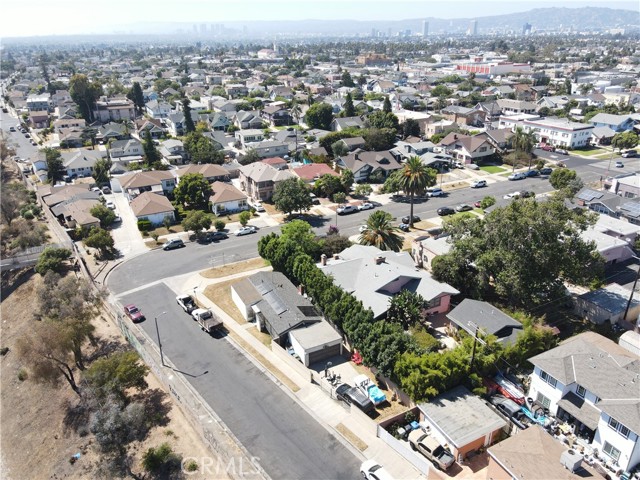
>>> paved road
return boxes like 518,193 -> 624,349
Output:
120,283 -> 361,480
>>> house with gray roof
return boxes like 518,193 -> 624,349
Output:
231,271 -> 323,345
575,188 -> 624,217
319,245 -> 459,319
61,149 -> 107,178
574,283 -> 640,325
590,113 -> 635,133
330,116 -> 365,132
239,161 -> 294,201
335,150 -> 402,183
528,332 -> 640,472
446,299 -> 523,346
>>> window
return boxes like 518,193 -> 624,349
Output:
540,370 -> 557,387
428,296 -> 442,308
576,385 -> 586,398
609,417 -> 620,430
609,417 -> 630,438
603,442 -> 621,462
536,392 -> 551,409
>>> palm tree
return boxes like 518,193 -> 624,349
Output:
512,127 -> 536,171
358,210 -> 403,252
399,156 -> 435,227
290,101 -> 301,126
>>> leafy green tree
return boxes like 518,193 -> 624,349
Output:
399,156 -> 437,226
85,351 -> 149,401
214,219 -> 226,231
92,158 -> 112,185
383,96 -> 392,113
432,198 -> 604,306
387,290 -> 425,330
35,247 -> 71,275
363,127 -> 396,151
141,443 -> 182,476
182,131 -> 223,164
43,148 -> 65,183
366,111 -> 399,131
239,148 -> 261,165
174,173 -> 210,208
305,102 -> 334,130
331,140 -> 349,158
181,210 -> 212,237
549,168 -> 578,190
313,174 -> 344,198
321,234 -> 352,258
479,196 -> 496,209
340,169 -> 354,191
69,74 -> 102,122
381,170 -> 403,194
341,71 -> 355,87
84,228 -> 115,258
142,129 -> 161,166
512,126 -> 536,170
239,210 -> 251,226
431,85 -> 452,97
81,126 -> 98,149
126,81 -> 145,113
281,220 -> 321,259
354,183 -> 373,197
333,192 -> 347,204
90,204 -> 116,228
343,92 -> 355,117
182,97 -> 195,133
358,210 -> 403,252
611,131 -> 638,151
272,177 -> 313,216
401,119 -> 421,139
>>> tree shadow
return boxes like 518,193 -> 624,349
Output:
0,267 -> 35,300
62,397 -> 92,435
84,338 -> 129,364
135,388 -> 171,428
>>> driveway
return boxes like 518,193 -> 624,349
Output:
108,191 -> 148,258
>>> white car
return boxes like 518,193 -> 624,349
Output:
105,201 -> 116,209
426,187 -> 444,197
252,202 -> 265,212
508,172 -> 526,181
357,202 -> 374,211
359,225 -> 368,233
470,180 -> 487,188
234,226 -> 257,236
503,191 -> 521,199
360,460 -> 394,480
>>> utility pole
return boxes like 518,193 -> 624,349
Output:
154,311 -> 167,367
623,256 -> 640,332
468,321 -> 486,375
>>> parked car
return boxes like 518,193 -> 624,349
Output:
202,231 -> 228,242
335,383 -> 375,414
360,460 -> 394,480
524,169 -> 540,178
452,161 -> 464,169
101,186 -> 111,194
508,172 -> 526,181
358,225 -> 368,233
503,191 -> 521,200
474,200 -> 482,208
163,238 -> 185,250
123,304 -> 145,323
401,215 -> 420,224
488,395 -> 529,430
251,201 -> 265,212
540,144 -> 555,152
470,180 -> 487,188
234,226 -> 257,236
539,167 -> 553,175
105,201 -> 116,209
408,430 -> 455,471
437,207 -> 455,216
112,215 -> 122,224
398,223 -> 410,232
176,294 -> 197,313
426,187 -> 445,197
556,161 -> 566,168
358,202 -> 374,211
519,190 -> 535,198
615,161 -> 624,168
555,148 -> 569,155
336,205 -> 357,215
9,126 -> 15,132
455,204 -> 472,212
621,150 -> 637,158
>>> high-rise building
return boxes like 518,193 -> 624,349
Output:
422,20 -> 429,37
199,24 -> 206,34
371,28 -> 377,38
522,23 -> 532,35
469,20 -> 478,36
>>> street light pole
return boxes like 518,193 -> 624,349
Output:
154,311 -> 167,367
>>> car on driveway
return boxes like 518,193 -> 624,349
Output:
163,238 -> 185,250
470,180 -> 487,188
401,215 -> 421,224
524,169 -> 540,178
123,304 -> 145,323
357,202 -> 374,211
408,429 -> 455,471
455,204 -> 472,212
437,207 -> 455,216
488,395 -> 529,430
360,460 -> 394,480
539,167 -> 553,175
508,172 -> 526,181
336,205 -> 357,215
335,383 -> 375,414
251,201 -> 265,212
105,201 -> 116,209
234,226 -> 257,236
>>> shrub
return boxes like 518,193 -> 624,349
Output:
137,219 -> 152,231
22,210 -> 35,220
214,219 -> 226,231
185,460 -> 199,472
480,196 -> 496,209
35,247 -> 72,275
17,368 -> 28,381
0,347 -> 9,356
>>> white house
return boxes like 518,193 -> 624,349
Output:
522,117 -> 594,149
528,332 -> 640,472
61,149 -> 106,178
130,192 -> 175,226
209,181 -> 249,215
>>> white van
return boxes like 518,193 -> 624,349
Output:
426,187 -> 444,197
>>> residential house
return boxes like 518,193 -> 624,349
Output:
53,118 -> 86,133
338,136 -> 366,152
209,181 -> 249,215
165,112 -> 185,137
250,141 -> 289,159
291,163 -> 339,184
608,174 -> 640,200
177,163 -> 228,183
51,90 -> 72,107
319,245 -> 459,319
522,117 -> 594,149
581,227 -> 634,264
272,129 -> 305,153
371,80 -> 396,94
51,198 -> 101,231
92,97 -> 136,123
61,149 -> 106,178
288,321 -> 343,367
330,116 -> 365,132
236,129 -> 264,148
58,128 -> 85,148
575,188 -> 624,217
26,93 -> 51,112
159,139 -> 186,164
574,283 -> 640,325
130,192 -> 175,226
116,170 -> 176,198
528,332 -> 640,472
135,118 -> 165,139
224,83 -> 248,98
424,119 -> 455,138
619,199 -> 640,225
230,271 -> 323,345
208,112 -> 230,131
591,126 -> 616,145
478,129 -> 515,153
97,122 -> 131,143
233,110 -> 264,130
203,131 -> 232,151
439,133 -> 495,164
417,385 -> 507,461
412,234 -> 452,271
590,113 -> 635,133
260,157 -> 288,171
335,150 -> 402,183
496,98 -> 538,115
145,99 -> 172,119
239,162 -> 294,201
440,105 -> 485,127
269,86 -> 294,101
109,138 -> 143,160
29,111 -> 49,129
536,95 -> 570,111
593,214 -> 640,244
447,299 -> 524,346
39,184 -> 99,209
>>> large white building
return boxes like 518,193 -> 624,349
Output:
523,117 -> 594,149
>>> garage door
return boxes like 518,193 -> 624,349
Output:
307,344 -> 341,366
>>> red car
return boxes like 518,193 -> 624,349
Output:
540,144 -> 555,152
124,304 -> 145,323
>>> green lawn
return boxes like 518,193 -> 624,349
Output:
480,165 -> 506,174
575,148 -> 606,157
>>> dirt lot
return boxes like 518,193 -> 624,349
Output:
0,269 -> 221,479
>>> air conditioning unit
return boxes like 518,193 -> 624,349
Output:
561,449 -> 583,473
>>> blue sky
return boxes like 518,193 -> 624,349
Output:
3,0 -> 637,37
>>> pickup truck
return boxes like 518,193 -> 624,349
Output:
191,308 -> 223,335
176,294 -> 197,313
408,430 -> 455,471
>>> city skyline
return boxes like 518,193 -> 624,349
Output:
2,0 -> 638,38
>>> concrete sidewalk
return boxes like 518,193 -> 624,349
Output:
170,268 -> 426,480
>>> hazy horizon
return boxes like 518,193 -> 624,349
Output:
2,0 -> 638,38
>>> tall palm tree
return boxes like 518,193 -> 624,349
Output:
512,127 -> 536,171
399,156 -> 435,227
358,210 -> 403,252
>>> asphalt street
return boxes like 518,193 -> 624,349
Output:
120,283 -> 361,480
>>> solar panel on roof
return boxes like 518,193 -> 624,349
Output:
576,189 -> 603,202
621,202 -> 640,216
264,291 -> 287,315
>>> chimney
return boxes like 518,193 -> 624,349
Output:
298,284 -> 305,296
354,153 -> 359,160
333,253 -> 340,260
320,254 -> 327,266
375,256 -> 386,265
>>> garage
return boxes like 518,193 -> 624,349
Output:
289,321 -> 343,367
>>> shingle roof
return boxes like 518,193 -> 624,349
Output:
209,181 -> 247,204
130,191 -> 175,216
119,170 -> 175,190
447,299 -> 523,345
